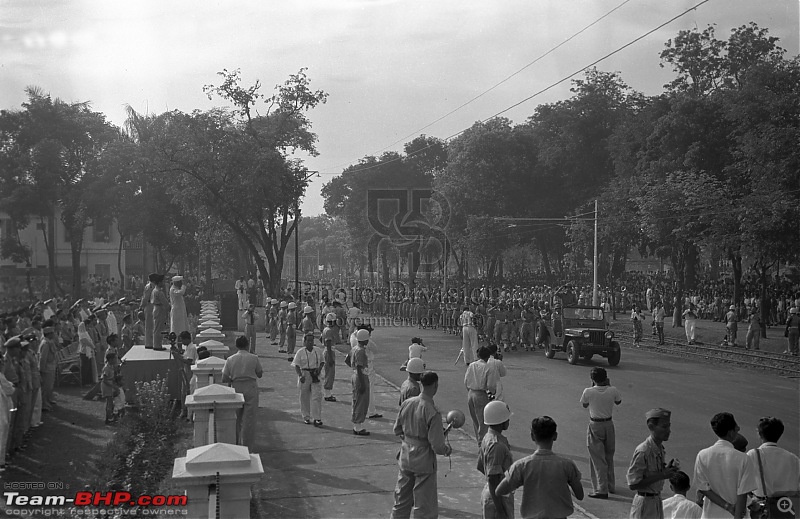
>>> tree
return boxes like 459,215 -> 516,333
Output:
143,68 -> 328,295
0,88 -> 120,298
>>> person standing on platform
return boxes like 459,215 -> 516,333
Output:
292,332 -> 324,426
243,304 -> 257,354
580,367 -> 622,499
390,371 -> 452,518
235,276 -> 247,310
322,313 -> 337,402
350,329 -> 370,435
139,273 -> 159,349
627,408 -> 679,519
286,302 -> 298,358
464,346 -> 498,445
460,305 -> 478,364
277,301 -> 288,354
398,358 -> 423,406
77,321 -> 97,384
222,336 -> 263,448
150,275 -> 169,351
169,276 -> 188,336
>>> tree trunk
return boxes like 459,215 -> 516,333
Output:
117,229 -> 125,291
671,244 -> 686,328
44,214 -> 58,296
685,244 -> 698,291
759,261 -> 772,339
70,237 -> 83,300
729,250 -> 742,306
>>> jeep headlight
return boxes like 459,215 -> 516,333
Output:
582,331 -> 590,338
605,331 -> 614,339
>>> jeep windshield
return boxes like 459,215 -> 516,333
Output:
563,308 -> 604,320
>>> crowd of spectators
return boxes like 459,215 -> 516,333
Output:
0,270 -> 210,471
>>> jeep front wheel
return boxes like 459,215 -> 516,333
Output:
567,341 -> 579,365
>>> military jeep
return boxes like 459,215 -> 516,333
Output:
536,305 -> 620,366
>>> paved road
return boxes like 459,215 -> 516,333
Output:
365,318 -> 800,519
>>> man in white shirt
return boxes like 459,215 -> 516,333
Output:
580,367 -> 622,499
693,412 -> 758,519
464,346 -> 498,445
662,471 -> 702,519
746,416 -> 800,498
291,332 -> 324,427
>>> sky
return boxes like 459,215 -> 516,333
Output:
1,0 -> 798,216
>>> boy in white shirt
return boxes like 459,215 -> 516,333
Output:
400,337 -> 426,371
662,471 -> 701,519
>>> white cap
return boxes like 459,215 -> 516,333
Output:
483,401 -> 513,425
356,329 -> 370,341
172,276 -> 183,282
406,357 -> 424,374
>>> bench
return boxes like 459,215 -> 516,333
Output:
56,342 -> 82,386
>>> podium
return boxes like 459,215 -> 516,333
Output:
121,345 -> 183,402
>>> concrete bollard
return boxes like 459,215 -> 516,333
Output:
197,328 -> 225,341
197,339 -> 228,360
172,443 -> 263,519
185,384 -> 244,447
191,355 -> 227,389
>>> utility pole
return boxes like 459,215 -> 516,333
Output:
593,199 -> 599,306
295,205 -> 300,299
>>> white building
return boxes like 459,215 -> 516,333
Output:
0,210 -> 125,280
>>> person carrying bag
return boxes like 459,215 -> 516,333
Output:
749,448 -> 800,519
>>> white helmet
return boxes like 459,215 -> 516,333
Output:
326,312 -> 337,322
303,306 -> 314,314
288,302 -> 297,310
483,401 -> 513,426
406,357 -> 424,374
791,307 -> 798,314
356,329 -> 370,342
271,299 -> 279,305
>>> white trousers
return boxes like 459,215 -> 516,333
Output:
299,376 -> 322,421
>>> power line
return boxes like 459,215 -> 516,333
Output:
316,0 -> 714,177
358,0 -> 636,162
